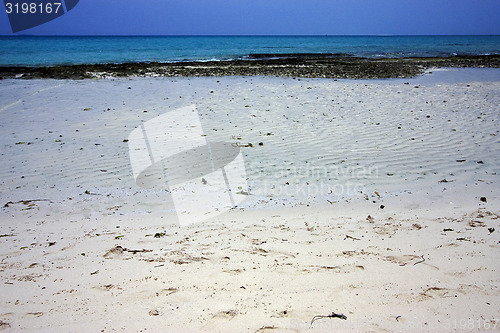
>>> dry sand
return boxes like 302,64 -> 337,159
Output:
1,70 -> 500,332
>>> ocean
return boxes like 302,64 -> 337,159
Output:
0,35 -> 499,66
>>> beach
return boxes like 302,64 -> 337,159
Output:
1,71 -> 500,332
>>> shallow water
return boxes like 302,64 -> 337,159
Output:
1,72 -> 499,213
1,35 -> 499,66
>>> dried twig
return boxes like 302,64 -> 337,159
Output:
311,312 -> 347,326
344,235 -> 361,241
413,255 -> 426,265
124,248 -> 152,254
3,199 -> 52,208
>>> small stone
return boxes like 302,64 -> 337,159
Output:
480,197 -> 487,203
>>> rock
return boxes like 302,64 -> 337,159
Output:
2,55 -> 499,80
149,309 -> 160,316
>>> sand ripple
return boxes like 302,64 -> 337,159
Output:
0,77 -> 499,207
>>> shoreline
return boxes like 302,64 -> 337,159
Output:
1,54 -> 500,80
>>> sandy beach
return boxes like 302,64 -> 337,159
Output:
1,70 -> 500,332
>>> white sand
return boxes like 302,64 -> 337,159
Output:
1,71 -> 500,332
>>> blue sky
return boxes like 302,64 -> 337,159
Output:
1,0 -> 500,35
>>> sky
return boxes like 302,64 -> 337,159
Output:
1,0 -> 500,36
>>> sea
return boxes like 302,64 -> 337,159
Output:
0,35 -> 499,66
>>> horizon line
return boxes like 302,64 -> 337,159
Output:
2,34 -> 500,38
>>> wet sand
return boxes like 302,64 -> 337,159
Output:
0,71 -> 499,332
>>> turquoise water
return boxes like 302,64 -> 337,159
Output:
1,35 -> 499,66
